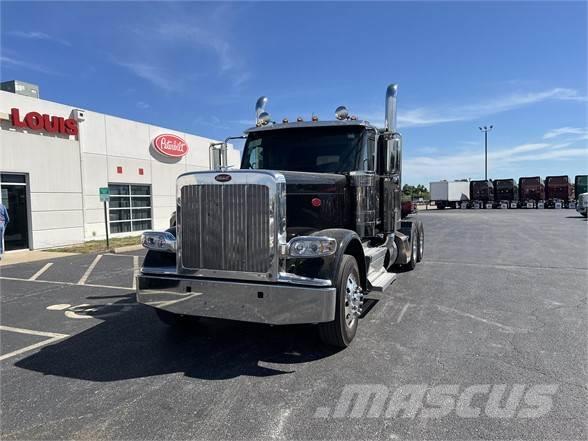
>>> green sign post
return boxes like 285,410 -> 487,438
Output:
99,187 -> 110,202
99,187 -> 110,248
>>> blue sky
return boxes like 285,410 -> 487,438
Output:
2,1 -> 586,185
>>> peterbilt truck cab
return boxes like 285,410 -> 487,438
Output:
137,84 -> 424,348
519,176 -> 545,208
470,180 -> 495,209
493,179 -> 518,209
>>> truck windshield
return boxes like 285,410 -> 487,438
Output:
241,126 -> 370,173
521,178 -> 539,184
547,177 -> 568,185
496,180 -> 513,189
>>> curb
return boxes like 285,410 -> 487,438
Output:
112,244 -> 143,254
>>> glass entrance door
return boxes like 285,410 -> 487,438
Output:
1,173 -> 29,251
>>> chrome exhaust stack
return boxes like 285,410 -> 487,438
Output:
385,84 -> 398,133
255,96 -> 269,125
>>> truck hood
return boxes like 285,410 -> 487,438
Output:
279,171 -> 349,238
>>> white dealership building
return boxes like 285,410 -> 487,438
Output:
0,80 -> 240,251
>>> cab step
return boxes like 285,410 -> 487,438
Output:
367,267 -> 397,292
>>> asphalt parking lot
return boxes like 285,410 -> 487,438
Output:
1,210 -> 586,440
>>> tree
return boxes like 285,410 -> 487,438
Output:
402,184 -> 430,201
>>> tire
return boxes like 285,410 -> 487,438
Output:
154,308 -> 194,327
416,221 -> 424,263
404,223 -> 417,270
319,255 -> 360,348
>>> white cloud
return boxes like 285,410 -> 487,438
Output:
8,31 -> 71,46
158,23 -> 235,72
136,101 -> 150,109
0,55 -> 59,75
193,116 -> 229,130
543,127 -> 588,139
154,11 -> 249,88
404,140 -> 587,183
118,6 -> 249,91
364,88 -> 587,129
115,61 -> 176,92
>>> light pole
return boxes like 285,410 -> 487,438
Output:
478,125 -> 493,180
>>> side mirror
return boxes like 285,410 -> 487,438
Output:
209,142 -> 224,170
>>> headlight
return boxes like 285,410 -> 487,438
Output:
288,236 -> 337,258
141,231 -> 176,253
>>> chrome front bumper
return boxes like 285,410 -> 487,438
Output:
136,275 -> 336,325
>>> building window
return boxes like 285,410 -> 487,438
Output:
108,184 -> 152,233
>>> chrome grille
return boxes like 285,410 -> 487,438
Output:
180,184 -> 271,273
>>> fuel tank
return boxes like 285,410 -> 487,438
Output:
280,171 -> 349,238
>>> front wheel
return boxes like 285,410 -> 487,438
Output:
319,255 -> 361,348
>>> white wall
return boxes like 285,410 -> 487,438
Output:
0,129 -> 84,248
0,90 -> 241,247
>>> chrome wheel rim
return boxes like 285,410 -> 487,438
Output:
419,231 -> 424,257
413,233 -> 418,259
344,273 -> 362,327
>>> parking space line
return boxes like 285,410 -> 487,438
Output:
28,262 -> 54,281
0,325 -> 69,362
0,276 -> 132,291
77,254 -> 103,285
396,302 -> 411,323
0,325 -> 67,338
435,305 -> 520,333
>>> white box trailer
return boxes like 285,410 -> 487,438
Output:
430,180 -> 470,209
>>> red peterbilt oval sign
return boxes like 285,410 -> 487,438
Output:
152,134 -> 189,158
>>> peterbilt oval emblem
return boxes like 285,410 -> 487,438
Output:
152,134 -> 189,158
215,174 -> 232,182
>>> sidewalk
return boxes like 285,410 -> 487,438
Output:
0,250 -> 79,267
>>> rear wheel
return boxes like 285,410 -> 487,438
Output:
404,223 -> 418,270
319,255 -> 361,348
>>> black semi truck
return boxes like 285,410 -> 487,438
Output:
137,84 -> 424,348
470,180 -> 494,208
493,179 -> 518,208
545,175 -> 574,208
518,176 -> 545,208
575,175 -> 588,197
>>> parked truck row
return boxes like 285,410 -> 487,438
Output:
430,175 -> 587,209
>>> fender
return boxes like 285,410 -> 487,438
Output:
287,228 -> 367,290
